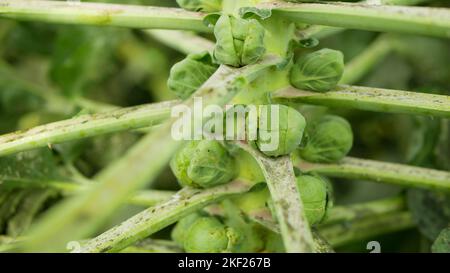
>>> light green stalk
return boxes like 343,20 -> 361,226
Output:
236,142 -> 315,253
0,100 -> 177,157
19,56 -> 280,253
296,157 -> 450,192
0,0 -> 211,32
273,85 -> 450,118
79,180 -> 253,253
266,1 -> 450,38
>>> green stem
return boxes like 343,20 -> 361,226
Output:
267,1 -> 450,38
0,0 -> 211,33
0,100 -> 177,157
79,180 -> 252,253
323,195 -> 406,225
296,157 -> 450,192
19,56 -> 280,253
236,142 -> 315,253
318,211 -> 415,247
340,35 -> 394,85
146,30 -> 214,55
273,85 -> 450,118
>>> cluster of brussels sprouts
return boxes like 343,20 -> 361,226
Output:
171,173 -> 332,253
169,1 -> 351,252
172,202 -> 266,253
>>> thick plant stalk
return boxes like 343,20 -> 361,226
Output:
19,56 -> 280,253
0,0 -> 211,33
266,2 -> 450,38
273,85 -> 450,118
79,180 -> 253,253
237,142 -> 316,253
0,101 -> 177,157
296,157 -> 450,192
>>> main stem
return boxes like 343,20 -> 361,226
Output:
237,142 -> 316,253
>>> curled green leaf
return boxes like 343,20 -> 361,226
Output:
213,15 -> 266,67
167,51 -> 219,99
299,115 -> 353,163
170,140 -> 237,188
290,48 -> 344,92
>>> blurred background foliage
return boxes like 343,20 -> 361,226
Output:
0,0 -> 449,252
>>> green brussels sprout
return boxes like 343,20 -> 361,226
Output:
183,217 -> 230,253
167,51 -> 219,99
290,48 -> 344,92
213,15 -> 266,67
176,0 -> 222,12
296,175 -> 332,225
171,212 -> 203,247
170,140 -> 236,188
256,105 -> 306,157
299,115 -> 353,163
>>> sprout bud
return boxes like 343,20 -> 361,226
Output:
168,51 -> 218,99
296,175 -> 332,225
213,15 -> 266,67
170,140 -> 236,188
256,105 -> 306,157
299,115 -> 353,163
183,217 -> 230,253
290,48 -> 344,92
171,212 -> 203,247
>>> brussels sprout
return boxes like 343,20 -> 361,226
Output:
290,48 -> 344,92
296,175 -> 332,225
170,140 -> 236,188
183,217 -> 230,253
256,105 -> 306,157
171,212 -> 203,246
299,115 -> 353,163
213,15 -> 266,67
167,51 -> 219,99
176,0 -> 222,12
